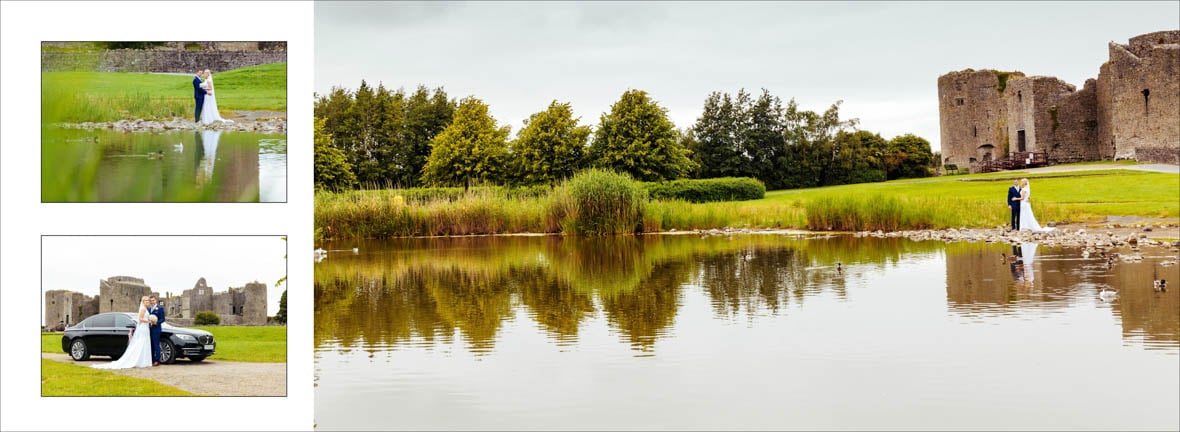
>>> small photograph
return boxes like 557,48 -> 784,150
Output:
41,41 -> 287,202
41,235 -> 287,397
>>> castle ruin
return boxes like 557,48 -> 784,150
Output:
44,276 -> 268,328
938,31 -> 1179,172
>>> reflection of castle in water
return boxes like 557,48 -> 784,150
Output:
944,242 -> 1180,348
314,236 -> 932,355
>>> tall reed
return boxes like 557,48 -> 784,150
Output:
551,169 -> 647,235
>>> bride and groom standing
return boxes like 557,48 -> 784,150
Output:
93,295 -> 166,369
192,69 -> 233,125
1007,178 -> 1055,232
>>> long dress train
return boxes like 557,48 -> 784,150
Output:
199,75 -> 234,125
1018,186 -> 1055,232
93,305 -> 153,369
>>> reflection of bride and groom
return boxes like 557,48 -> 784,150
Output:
1008,242 -> 1039,283
192,69 -> 234,126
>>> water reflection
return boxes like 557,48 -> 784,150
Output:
315,234 -> 1180,430
42,128 -> 286,202
945,241 -> 1179,350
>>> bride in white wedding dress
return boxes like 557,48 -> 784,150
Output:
1018,178 -> 1055,232
199,69 -> 234,125
93,296 -> 153,369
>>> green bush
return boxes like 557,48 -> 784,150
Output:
552,169 -> 647,235
193,311 -> 221,326
645,177 -> 766,203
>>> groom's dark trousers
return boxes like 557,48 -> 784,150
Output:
193,75 -> 205,122
149,306 -> 165,363
1008,185 -> 1021,230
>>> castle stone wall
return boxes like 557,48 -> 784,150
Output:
937,69 -> 1018,169
1097,31 -> 1180,164
44,290 -> 99,327
98,276 -> 152,314
940,31 -> 1178,170
41,49 -> 286,73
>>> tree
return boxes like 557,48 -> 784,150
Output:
886,134 -> 935,180
589,89 -> 696,181
194,311 -> 221,325
421,97 -> 511,188
773,99 -> 858,189
691,92 -> 746,179
831,130 -> 887,185
275,289 -> 287,324
739,89 -> 785,185
314,118 -> 358,190
510,100 -> 591,186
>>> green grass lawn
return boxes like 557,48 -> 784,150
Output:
193,326 -> 286,363
317,166 -> 1179,238
43,326 -> 286,363
42,63 -> 287,122
41,358 -> 196,396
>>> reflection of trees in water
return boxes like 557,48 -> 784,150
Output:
513,267 -> 595,345
600,261 -> 689,352
944,242 -> 1179,348
313,235 -> 942,355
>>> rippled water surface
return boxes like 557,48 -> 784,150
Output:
314,235 -> 1179,430
43,128 -> 286,202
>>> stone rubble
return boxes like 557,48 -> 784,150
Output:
59,117 -> 286,134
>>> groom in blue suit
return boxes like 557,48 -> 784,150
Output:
193,70 -> 205,122
148,295 -> 166,366
1007,179 -> 1022,231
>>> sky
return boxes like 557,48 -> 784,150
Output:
315,1 -> 1179,153
41,236 -> 287,316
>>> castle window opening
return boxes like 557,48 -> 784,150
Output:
973,126 -> 977,137
955,98 -> 964,106
1017,91 -> 1022,102
1017,130 -> 1027,152
1142,89 -> 1150,114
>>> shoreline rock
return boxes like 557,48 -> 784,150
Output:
57,117 -> 286,134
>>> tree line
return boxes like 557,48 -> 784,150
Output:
314,83 -> 936,191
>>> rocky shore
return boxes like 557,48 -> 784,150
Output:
853,223 -> 1180,260
58,117 -> 286,133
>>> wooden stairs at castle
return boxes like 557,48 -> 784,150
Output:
978,151 -> 1050,173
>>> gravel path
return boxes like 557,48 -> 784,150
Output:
1012,163 -> 1179,174
43,353 -> 286,396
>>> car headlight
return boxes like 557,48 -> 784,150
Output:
175,334 -> 196,342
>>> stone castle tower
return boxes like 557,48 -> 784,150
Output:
98,276 -> 154,313
938,31 -> 1179,172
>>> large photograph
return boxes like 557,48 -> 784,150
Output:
312,2 -> 1178,430
41,235 -> 288,397
41,41 -> 287,202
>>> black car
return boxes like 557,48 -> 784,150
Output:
61,312 -> 216,364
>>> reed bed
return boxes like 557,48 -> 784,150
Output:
316,168 -> 1178,240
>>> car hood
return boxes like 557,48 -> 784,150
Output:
164,324 -> 213,337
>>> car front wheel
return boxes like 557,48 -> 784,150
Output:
160,340 -> 176,364
69,339 -> 90,361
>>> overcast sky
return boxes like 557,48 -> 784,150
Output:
315,1 -> 1178,152
42,236 -> 287,315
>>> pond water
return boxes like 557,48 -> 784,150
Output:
42,128 -> 286,202
314,235 -> 1179,430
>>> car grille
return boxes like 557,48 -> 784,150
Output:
198,335 -> 213,344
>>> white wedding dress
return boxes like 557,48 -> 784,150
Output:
93,305 -> 153,369
1018,186 -> 1055,232
199,74 -> 233,125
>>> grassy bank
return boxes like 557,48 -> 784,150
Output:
42,63 -> 287,122
192,326 -> 286,363
315,167 -> 1179,239
41,358 -> 196,396
43,326 -> 286,363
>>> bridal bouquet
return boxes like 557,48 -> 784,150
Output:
148,315 -> 158,324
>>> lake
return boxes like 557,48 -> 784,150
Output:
314,234 -> 1179,430
42,128 -> 286,202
